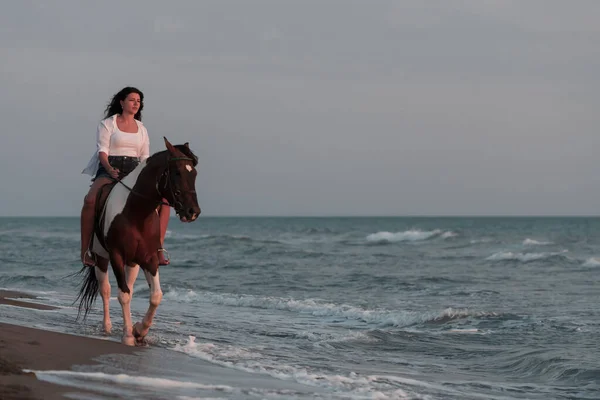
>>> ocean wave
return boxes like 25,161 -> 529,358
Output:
165,232 -> 291,250
440,231 -> 458,239
425,308 -> 499,324
0,230 -> 78,241
494,350 -> 600,385
296,330 -> 378,347
451,289 -> 500,298
171,232 -> 254,241
368,374 -> 548,400
523,238 -> 553,246
486,250 -> 568,263
366,229 -> 455,244
582,258 -> 600,267
172,336 -> 414,399
163,289 -> 495,328
302,227 -> 337,234
0,275 -> 55,287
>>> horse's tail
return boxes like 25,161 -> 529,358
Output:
74,266 -> 99,320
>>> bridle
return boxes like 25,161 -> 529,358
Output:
117,156 -> 196,215
157,156 -> 197,215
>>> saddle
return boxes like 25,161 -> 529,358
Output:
91,159 -> 139,253
93,181 -> 118,252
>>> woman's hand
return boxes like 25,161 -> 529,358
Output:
108,166 -> 120,179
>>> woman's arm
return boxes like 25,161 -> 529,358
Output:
97,120 -> 119,178
139,124 -> 150,162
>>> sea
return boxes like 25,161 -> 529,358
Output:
0,216 -> 598,399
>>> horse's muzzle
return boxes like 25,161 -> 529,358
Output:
178,206 -> 201,222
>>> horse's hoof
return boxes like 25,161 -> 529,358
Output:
122,335 -> 135,346
133,322 -> 142,337
131,324 -> 146,346
133,322 -> 150,337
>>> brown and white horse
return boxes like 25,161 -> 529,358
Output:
76,137 -> 200,346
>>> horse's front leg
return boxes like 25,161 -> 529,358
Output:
94,256 -> 112,334
126,263 -> 140,298
133,267 -> 163,343
111,251 -> 135,346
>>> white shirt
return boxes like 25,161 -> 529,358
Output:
82,115 -> 150,176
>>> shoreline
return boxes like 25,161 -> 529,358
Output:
0,290 -> 324,399
0,322 -> 138,400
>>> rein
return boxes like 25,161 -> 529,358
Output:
117,180 -> 170,207
117,156 -> 195,210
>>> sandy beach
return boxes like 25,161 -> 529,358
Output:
0,290 -> 137,400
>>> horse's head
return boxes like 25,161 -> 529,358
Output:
162,137 -> 201,222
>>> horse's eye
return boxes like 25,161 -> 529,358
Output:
175,170 -> 181,177
174,190 -> 181,196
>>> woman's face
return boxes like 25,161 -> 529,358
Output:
120,92 -> 141,116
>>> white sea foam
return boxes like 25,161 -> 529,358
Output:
440,231 -> 458,239
582,257 -> 600,267
486,250 -> 568,263
470,238 -> 492,244
23,370 -> 234,392
178,397 -> 227,400
434,307 -> 498,321
523,238 -> 552,246
172,337 -> 414,399
366,229 -> 454,243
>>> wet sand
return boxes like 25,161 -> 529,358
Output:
0,290 -> 59,311
0,290 -> 136,399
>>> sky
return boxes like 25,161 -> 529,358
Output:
1,0 -> 600,216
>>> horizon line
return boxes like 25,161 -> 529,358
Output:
2,214 -> 600,218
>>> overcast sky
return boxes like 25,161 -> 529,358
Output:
1,0 -> 599,216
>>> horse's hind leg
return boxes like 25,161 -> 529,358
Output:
95,256 -> 112,335
111,252 -> 135,346
133,269 -> 163,343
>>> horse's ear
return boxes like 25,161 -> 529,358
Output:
163,137 -> 177,154
184,142 -> 189,148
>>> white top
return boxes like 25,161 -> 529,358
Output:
81,114 -> 150,176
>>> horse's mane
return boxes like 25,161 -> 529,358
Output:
147,144 -> 198,167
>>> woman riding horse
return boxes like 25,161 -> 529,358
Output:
81,87 -> 171,267
77,138 -> 201,345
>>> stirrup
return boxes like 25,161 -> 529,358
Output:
158,248 -> 170,266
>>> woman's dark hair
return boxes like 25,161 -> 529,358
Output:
104,87 -> 144,121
